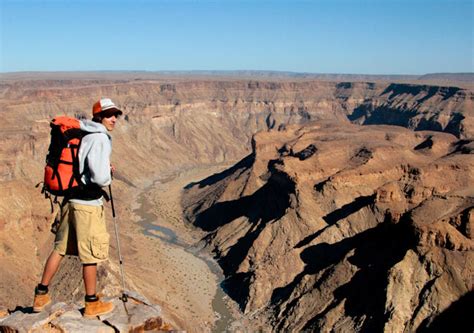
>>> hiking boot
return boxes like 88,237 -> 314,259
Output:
33,289 -> 51,312
0,306 -> 9,318
84,298 -> 114,318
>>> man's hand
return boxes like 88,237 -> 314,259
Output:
110,164 -> 116,177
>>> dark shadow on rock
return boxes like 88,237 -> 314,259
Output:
297,107 -> 312,123
449,139 -> 474,155
439,86 -> 463,101
193,196 -> 252,232
348,102 -> 418,129
12,305 -> 33,314
336,82 -> 353,89
382,83 -> 422,100
295,194 -> 375,249
363,106 -> 417,128
304,220 -> 415,332
380,83 -> 452,102
348,84 -> 464,137
184,154 -> 255,190
292,144 -> 317,161
273,219 -> 416,332
351,147 -> 373,163
273,238 -> 355,310
347,104 -> 371,122
444,113 -> 465,138
196,170 -> 295,309
349,103 -> 438,134
193,168 -> 293,234
416,86 -> 439,104
417,290 -> 474,333
205,170 -> 295,276
314,178 -> 330,193
221,272 -> 253,312
265,112 -> 276,129
218,219 -> 267,276
414,136 -> 434,150
415,118 -> 443,132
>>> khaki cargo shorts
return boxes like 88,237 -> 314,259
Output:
54,202 -> 110,264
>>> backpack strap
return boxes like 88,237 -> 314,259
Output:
67,142 -> 80,190
36,181 -> 55,213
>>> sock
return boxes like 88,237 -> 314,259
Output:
85,294 -> 98,302
36,284 -> 49,294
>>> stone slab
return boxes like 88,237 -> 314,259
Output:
100,297 -> 165,332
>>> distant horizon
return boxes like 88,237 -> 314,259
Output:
1,69 -> 473,77
1,0 -> 472,75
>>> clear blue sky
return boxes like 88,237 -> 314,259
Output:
1,0 -> 472,74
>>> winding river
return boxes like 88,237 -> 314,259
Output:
134,171 -> 237,332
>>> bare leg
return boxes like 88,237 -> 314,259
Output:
83,264 -> 97,296
40,250 -> 64,286
82,262 -> 113,317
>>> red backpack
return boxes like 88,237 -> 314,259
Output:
42,116 -> 85,197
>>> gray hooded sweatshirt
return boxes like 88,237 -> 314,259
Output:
69,120 -> 112,206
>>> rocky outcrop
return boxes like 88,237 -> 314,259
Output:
0,291 -> 176,332
183,121 -> 473,332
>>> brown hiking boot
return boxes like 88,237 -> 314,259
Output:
33,291 -> 51,312
84,297 -> 114,318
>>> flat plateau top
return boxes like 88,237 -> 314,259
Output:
1,71 -> 473,89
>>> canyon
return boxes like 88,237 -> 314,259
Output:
183,121 -> 473,331
0,73 -> 472,332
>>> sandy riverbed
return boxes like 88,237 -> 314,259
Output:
110,164 -> 241,332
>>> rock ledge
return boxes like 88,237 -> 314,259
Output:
0,291 -> 181,333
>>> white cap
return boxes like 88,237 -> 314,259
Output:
92,98 -> 123,116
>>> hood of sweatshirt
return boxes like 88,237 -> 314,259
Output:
79,119 -> 111,138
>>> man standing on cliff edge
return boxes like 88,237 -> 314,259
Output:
33,98 -> 122,318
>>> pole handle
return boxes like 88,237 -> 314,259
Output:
109,184 -> 116,218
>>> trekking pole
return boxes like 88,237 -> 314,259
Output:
108,184 -> 128,303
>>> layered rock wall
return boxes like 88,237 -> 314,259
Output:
183,121 -> 473,332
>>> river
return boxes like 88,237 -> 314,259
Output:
134,168 -> 238,332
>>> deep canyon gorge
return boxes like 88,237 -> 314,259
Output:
0,73 -> 472,332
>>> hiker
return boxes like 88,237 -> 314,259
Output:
33,98 -> 122,318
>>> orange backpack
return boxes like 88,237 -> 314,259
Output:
42,116 -> 85,196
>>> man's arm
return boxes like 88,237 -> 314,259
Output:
86,133 -> 112,187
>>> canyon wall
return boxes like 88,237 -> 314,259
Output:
0,76 -> 472,331
183,121 -> 473,332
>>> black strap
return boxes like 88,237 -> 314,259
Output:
67,145 -> 79,190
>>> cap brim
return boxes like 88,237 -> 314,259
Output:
100,108 -> 123,117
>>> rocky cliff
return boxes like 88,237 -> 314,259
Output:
347,83 -> 473,138
0,75 -> 472,331
183,121 -> 473,332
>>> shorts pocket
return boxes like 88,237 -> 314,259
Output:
91,232 -> 110,260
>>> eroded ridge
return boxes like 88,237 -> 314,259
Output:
183,121 -> 473,332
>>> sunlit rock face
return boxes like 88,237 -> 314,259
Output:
183,121 -> 473,332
